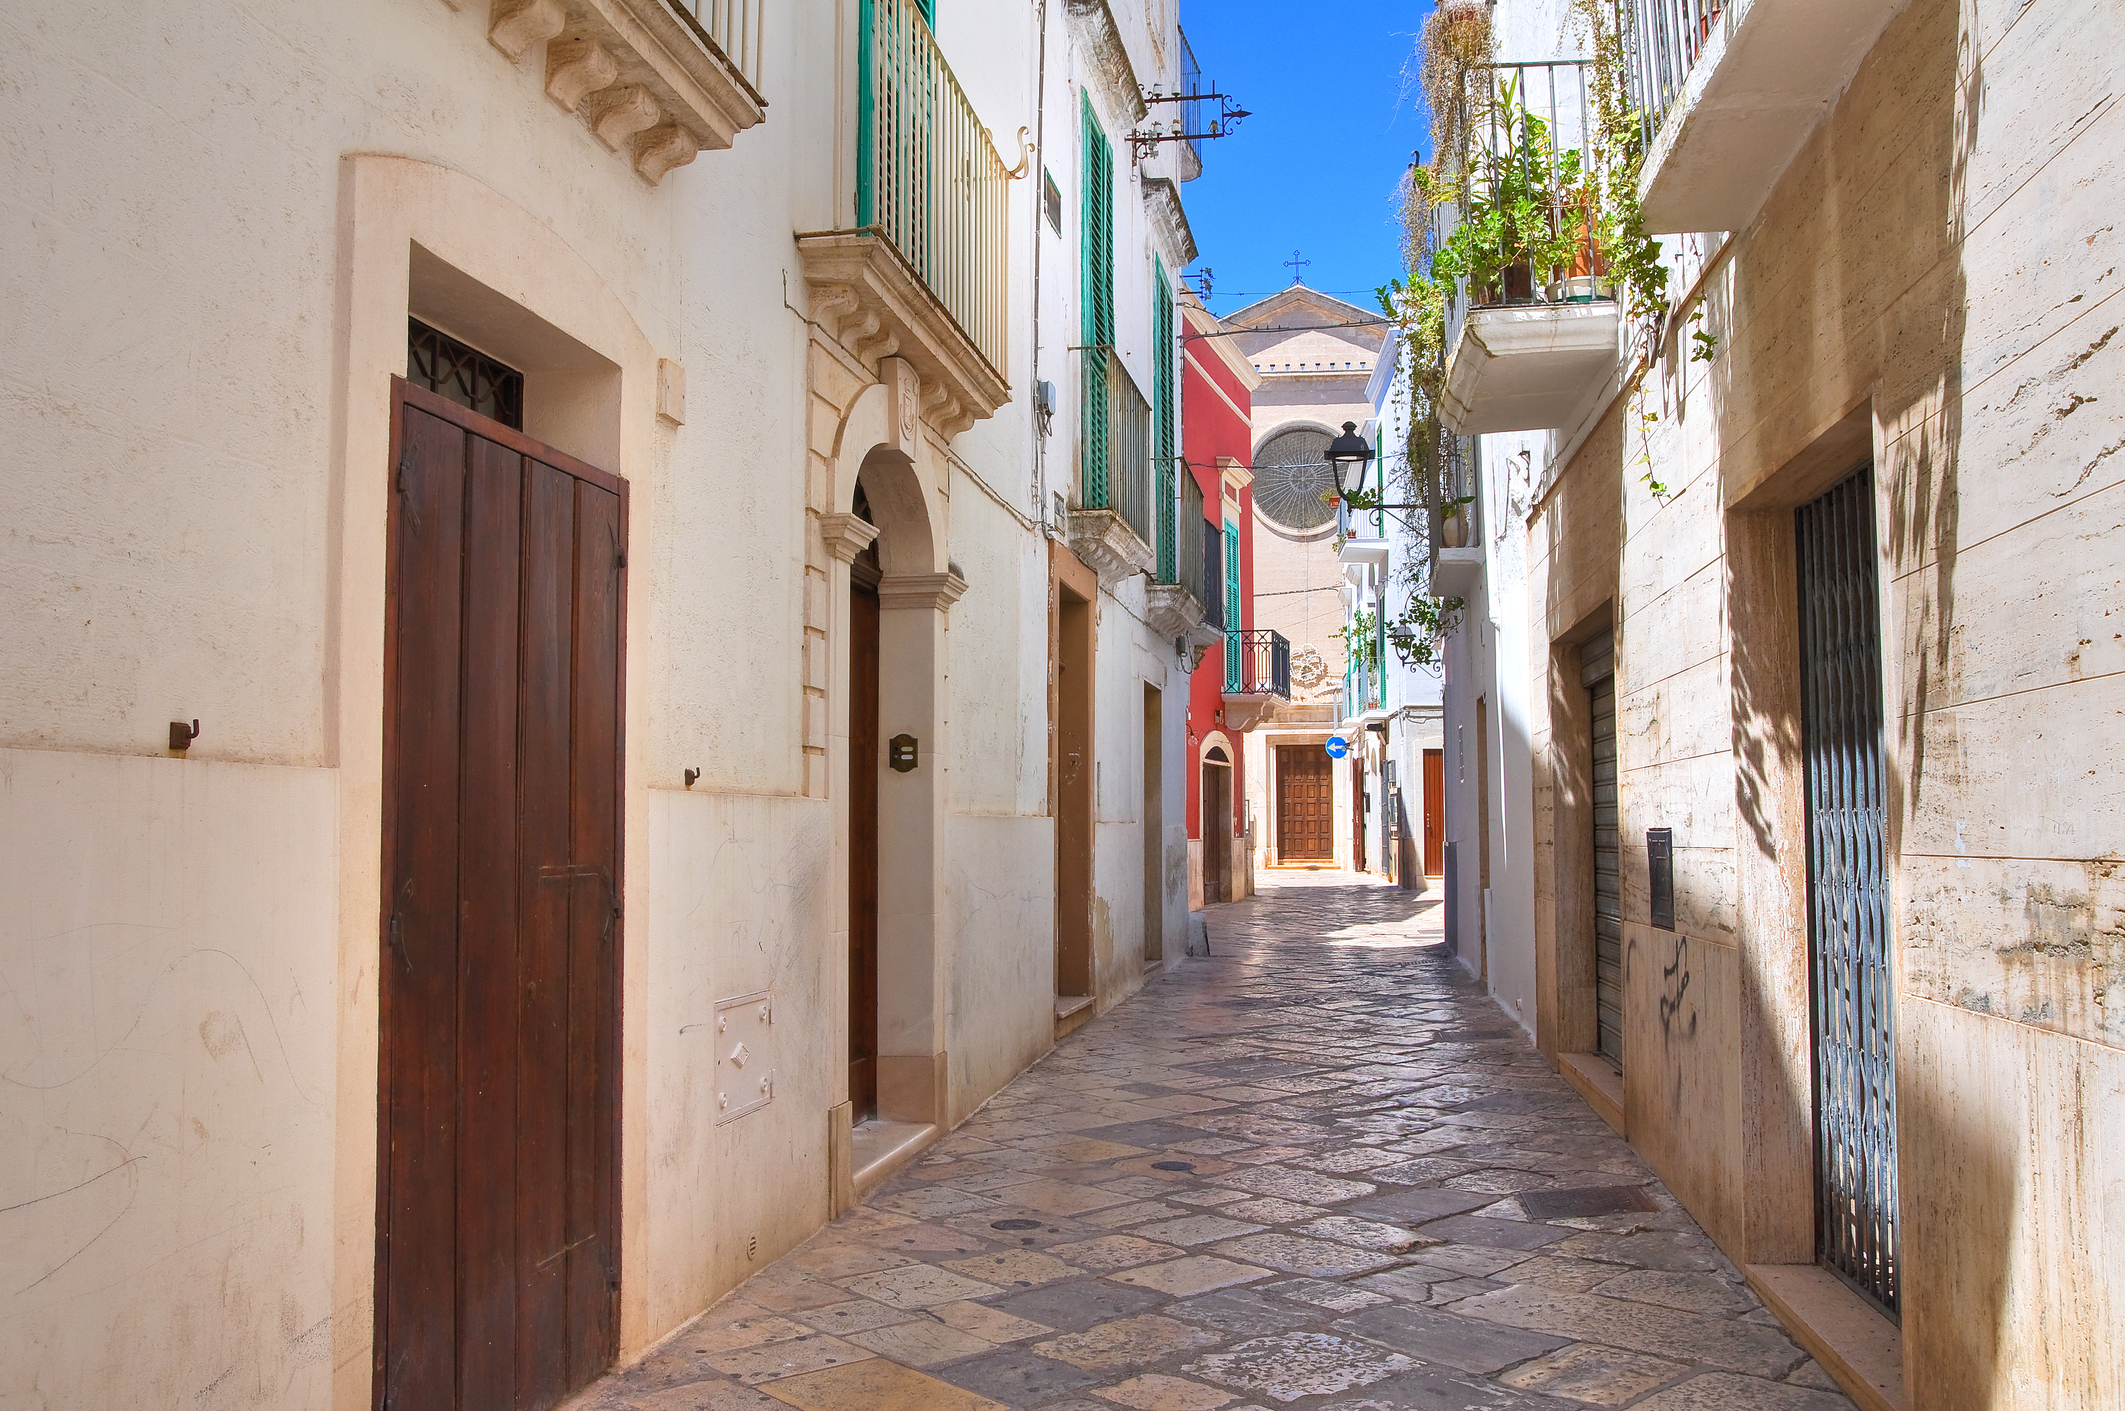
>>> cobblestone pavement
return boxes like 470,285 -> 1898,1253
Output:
578,872 -> 1854,1411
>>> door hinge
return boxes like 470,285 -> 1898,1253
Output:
387,912 -> 414,973
394,454 -> 421,531
600,1241 -> 620,1291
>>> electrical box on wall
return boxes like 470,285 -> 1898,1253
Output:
1647,828 -> 1675,931
713,990 -> 776,1124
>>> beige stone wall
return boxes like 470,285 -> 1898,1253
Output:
1526,0 -> 2125,1401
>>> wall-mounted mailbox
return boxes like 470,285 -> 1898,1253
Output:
1647,827 -> 1674,931
888,734 -> 919,773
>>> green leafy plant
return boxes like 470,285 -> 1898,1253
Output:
1337,608 -> 1382,679
1569,0 -> 1668,329
1418,76 -> 1593,306
1386,592 -> 1467,670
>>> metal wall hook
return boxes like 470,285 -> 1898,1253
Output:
684,768 -> 700,789
169,720 -> 200,752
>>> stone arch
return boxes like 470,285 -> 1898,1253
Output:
820,362 -> 964,1196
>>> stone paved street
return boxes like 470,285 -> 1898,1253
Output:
576,873 -> 1855,1411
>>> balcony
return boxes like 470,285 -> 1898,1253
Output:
1434,62 -> 1623,436
485,0 -> 766,184
1628,0 -> 1909,233
1222,630 -> 1290,731
1146,468 -> 1223,649
1070,348 -> 1157,587
795,0 -> 1010,429
1338,502 -> 1390,571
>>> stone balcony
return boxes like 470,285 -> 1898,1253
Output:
1440,300 -> 1623,435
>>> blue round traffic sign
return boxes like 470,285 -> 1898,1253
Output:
1325,736 -> 1349,759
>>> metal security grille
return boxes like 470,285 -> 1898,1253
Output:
1796,465 -> 1899,1317
1580,632 -> 1622,1070
407,319 -> 522,430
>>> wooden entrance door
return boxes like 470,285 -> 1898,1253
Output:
848,547 -> 881,1124
1422,749 -> 1445,875
1276,746 -> 1333,862
378,379 -> 624,1411
1200,763 -> 1229,902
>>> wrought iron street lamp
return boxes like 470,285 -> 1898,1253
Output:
1325,421 -> 1374,500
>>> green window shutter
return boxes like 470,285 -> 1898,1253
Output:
1223,521 -> 1242,690
1080,94 -> 1113,508
915,0 -> 934,25
1154,259 -> 1176,581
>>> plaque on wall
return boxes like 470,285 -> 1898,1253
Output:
1647,827 -> 1675,931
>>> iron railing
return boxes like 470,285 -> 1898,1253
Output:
1200,512 -> 1224,632
1432,59 -> 1607,346
1080,347 -> 1155,550
667,0 -> 766,100
1225,630 -> 1290,699
1178,30 -> 1209,165
858,0 -> 1009,374
1624,0 -> 1737,153
1172,465 -> 1211,613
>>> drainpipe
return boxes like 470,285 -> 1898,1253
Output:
1030,0 -> 1050,529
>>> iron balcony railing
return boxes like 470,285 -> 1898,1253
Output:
1624,0 -> 1736,153
1201,512 -> 1224,632
858,0 -> 1010,374
1225,630 -> 1291,699
1080,347 -> 1156,550
667,0 -> 765,100
1161,467 -> 1225,635
1432,59 -> 1609,354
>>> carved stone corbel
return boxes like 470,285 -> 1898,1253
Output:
634,124 -> 700,183
876,572 -> 970,613
810,284 -> 862,337
489,0 -> 566,60
818,513 -> 882,565
587,85 -> 662,151
546,34 -> 620,111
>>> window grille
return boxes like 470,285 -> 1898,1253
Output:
407,319 -> 523,431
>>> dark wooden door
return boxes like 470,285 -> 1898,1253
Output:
1276,746 -> 1333,861
1422,749 -> 1445,875
378,379 -> 624,1411
1200,764 -> 1228,902
848,561 -> 881,1125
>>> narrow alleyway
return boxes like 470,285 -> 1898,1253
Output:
578,874 -> 1854,1411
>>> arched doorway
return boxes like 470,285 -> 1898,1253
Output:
824,413 -> 962,1185
1201,742 -> 1232,903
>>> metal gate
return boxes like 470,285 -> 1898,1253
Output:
1580,632 -> 1622,1070
1796,465 -> 1899,1316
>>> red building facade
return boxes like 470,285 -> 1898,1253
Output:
1178,291 -> 1261,908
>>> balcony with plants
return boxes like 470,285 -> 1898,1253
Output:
1622,0 -> 1910,233
796,0 -> 1012,431
1423,62 -> 1626,436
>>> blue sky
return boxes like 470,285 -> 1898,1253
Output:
1180,0 -> 1436,317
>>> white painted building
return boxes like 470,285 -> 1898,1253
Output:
0,1 -> 1221,1405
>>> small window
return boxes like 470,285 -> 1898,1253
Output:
1042,168 -> 1063,234
408,318 -> 524,430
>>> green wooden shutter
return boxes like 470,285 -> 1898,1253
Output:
1154,259 -> 1176,581
1223,520 -> 1242,690
1080,95 -> 1114,508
